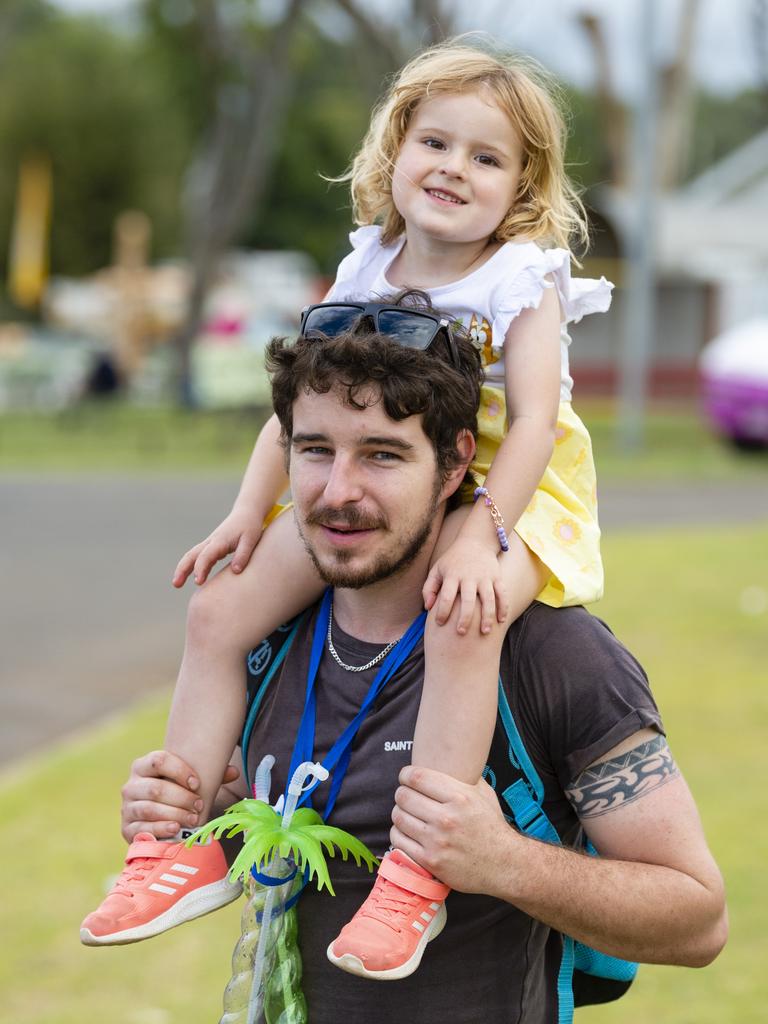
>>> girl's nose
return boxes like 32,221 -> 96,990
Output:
439,149 -> 467,179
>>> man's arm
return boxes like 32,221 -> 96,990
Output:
391,729 -> 727,968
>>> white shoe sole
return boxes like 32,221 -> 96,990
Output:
326,901 -> 447,981
80,877 -> 242,946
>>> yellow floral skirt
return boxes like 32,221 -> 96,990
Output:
469,385 -> 603,608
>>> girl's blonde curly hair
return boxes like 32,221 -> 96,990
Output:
340,40 -> 589,254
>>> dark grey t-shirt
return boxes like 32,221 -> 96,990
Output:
244,602 -> 662,1024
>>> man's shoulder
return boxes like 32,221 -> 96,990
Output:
502,602 -> 652,703
500,603 -> 662,786
506,602 -> 618,658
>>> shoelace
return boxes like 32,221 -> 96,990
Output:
361,877 -> 420,931
112,857 -> 156,896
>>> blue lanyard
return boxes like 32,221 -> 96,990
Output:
285,588 -> 426,821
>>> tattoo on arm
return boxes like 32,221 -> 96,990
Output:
566,734 -> 680,819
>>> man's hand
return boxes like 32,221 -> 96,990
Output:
391,765 -> 515,895
172,509 -> 264,588
120,750 -> 240,842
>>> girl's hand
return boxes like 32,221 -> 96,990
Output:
422,537 -> 509,634
172,508 -> 264,587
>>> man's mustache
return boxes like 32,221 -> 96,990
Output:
304,506 -> 387,531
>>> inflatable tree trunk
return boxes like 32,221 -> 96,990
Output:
188,757 -> 377,1024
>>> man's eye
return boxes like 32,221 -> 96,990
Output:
302,446 -> 331,456
371,451 -> 400,462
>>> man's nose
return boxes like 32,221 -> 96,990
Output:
322,455 -> 365,508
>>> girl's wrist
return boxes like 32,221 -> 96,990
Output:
460,503 -> 506,552
472,486 -> 510,552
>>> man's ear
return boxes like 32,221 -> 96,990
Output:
439,429 -> 476,502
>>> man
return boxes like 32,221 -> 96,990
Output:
119,321 -> 726,1023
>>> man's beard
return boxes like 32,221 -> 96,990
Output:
296,484 -> 441,590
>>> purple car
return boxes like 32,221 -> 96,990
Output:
700,319 -> 768,450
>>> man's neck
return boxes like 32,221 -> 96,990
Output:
330,549 -> 433,643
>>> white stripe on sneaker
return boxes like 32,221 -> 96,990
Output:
149,883 -> 177,895
420,911 -> 433,922
429,902 -> 440,910
412,921 -> 425,932
171,863 -> 198,875
160,873 -> 189,885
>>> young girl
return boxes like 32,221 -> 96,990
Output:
82,40 -> 611,979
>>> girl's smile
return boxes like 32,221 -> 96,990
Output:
391,90 -> 523,255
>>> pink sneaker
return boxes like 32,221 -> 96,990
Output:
327,849 -> 449,980
80,832 -> 241,946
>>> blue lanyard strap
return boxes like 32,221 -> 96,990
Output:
286,588 -> 426,821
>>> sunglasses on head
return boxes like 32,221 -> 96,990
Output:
299,302 -> 460,367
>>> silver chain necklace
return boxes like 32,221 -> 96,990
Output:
326,597 -> 401,673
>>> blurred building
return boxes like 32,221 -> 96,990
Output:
572,128 -> 768,397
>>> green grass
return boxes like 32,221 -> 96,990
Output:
2,398 -> 768,479
1,523 -> 766,1022
0,697 -> 241,1024
0,403 -> 268,473
586,400 -> 768,480
584,526 -> 768,1024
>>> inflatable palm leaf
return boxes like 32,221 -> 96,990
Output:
188,799 -> 378,895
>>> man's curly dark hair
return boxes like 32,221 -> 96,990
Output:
266,293 -> 483,501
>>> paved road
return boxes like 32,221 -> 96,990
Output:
1,476 -> 239,768
2,474 -> 767,768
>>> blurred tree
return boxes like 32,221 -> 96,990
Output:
577,0 -> 703,190
577,12 -> 628,188
0,8 -> 190,286
152,0 -> 305,403
259,0 -> 463,271
157,0 -> 461,403
240,26 -> 374,274
753,0 -> 768,95
574,0 -> 767,193
0,0 -> 53,54
688,88 -> 768,177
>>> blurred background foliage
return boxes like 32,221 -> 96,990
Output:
1,0 -> 766,292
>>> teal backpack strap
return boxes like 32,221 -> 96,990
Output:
241,614 -> 305,780
496,677 -> 560,845
492,671 -> 638,1018
495,676 -> 575,1024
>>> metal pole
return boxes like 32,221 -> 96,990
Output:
617,0 -> 658,450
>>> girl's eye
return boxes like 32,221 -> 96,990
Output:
423,137 -> 445,150
476,154 -> 500,167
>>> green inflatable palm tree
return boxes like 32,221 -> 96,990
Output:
193,794 -> 377,895
189,759 -> 377,1024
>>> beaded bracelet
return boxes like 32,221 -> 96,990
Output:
473,486 -> 510,552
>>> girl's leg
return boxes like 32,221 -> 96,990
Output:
82,509 -> 325,946
328,509 -> 546,979
412,506 -> 547,781
165,508 -> 324,820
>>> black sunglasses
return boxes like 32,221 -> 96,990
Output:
299,302 -> 460,367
